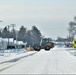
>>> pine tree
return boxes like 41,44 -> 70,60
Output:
18,25 -> 27,42
0,29 -> 2,37
2,27 -> 8,38
30,25 -> 42,46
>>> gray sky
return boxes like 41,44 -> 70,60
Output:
0,0 -> 76,39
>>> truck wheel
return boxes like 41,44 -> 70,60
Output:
35,49 -> 40,51
34,46 -> 41,51
45,46 -> 50,51
34,48 -> 40,51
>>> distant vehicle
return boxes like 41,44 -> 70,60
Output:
34,38 -> 55,51
7,45 -> 15,49
65,43 -> 73,47
7,45 -> 25,49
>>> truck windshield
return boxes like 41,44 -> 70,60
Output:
42,39 -> 49,43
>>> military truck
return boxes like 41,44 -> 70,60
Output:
34,38 -> 55,51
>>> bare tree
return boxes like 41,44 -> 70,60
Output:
68,16 -> 76,41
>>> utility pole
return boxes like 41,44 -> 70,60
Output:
0,20 -> 2,37
10,24 -> 16,45
16,31 -> 18,44
0,20 -> 2,50
7,25 -> 10,47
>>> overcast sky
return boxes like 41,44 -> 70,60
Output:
0,0 -> 76,39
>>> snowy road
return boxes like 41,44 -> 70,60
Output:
0,47 -> 76,74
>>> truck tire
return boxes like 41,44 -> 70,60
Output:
44,46 -> 50,51
35,49 -> 40,51
34,46 -> 41,51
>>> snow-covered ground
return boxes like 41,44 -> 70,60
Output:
65,47 -> 76,56
56,44 -> 76,56
0,49 -> 37,64
0,46 -> 76,74
0,49 -> 27,57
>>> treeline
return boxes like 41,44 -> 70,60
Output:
0,25 -> 42,47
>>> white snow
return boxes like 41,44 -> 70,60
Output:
0,49 -> 35,64
0,49 -> 26,56
0,47 -> 76,74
